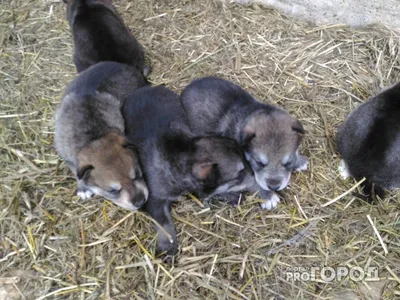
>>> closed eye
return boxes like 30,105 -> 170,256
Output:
255,159 -> 267,168
283,161 -> 293,169
107,188 -> 121,195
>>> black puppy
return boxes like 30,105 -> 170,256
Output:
63,0 -> 149,76
122,85 -> 255,257
337,82 -> 400,199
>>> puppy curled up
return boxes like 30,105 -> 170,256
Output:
55,62 -> 149,211
337,82 -> 400,200
181,77 -> 308,210
63,0 -> 150,77
122,85 -> 255,258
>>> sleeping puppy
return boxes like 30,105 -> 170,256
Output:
63,0 -> 150,76
180,77 -> 308,210
55,61 -> 149,210
122,85 -> 255,257
337,82 -> 400,199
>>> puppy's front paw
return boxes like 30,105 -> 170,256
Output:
294,155 -> 309,172
259,191 -> 280,210
77,189 -> 93,200
215,192 -> 244,206
338,159 -> 350,179
157,238 -> 178,261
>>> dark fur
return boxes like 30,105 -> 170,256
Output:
123,85 -> 254,257
63,0 -> 149,76
337,82 -> 400,199
180,77 -> 307,207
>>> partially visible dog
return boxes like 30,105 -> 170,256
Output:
63,0 -> 150,77
180,77 -> 308,210
337,82 -> 400,199
55,61 -> 149,210
123,85 -> 255,257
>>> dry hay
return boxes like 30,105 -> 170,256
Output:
1,0 -> 400,299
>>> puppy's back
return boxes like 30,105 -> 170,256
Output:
65,61 -> 147,99
66,0 -> 145,73
55,62 -> 147,168
181,77 -> 267,134
337,82 -> 400,189
123,85 -> 189,144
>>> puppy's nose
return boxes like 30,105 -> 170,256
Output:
267,180 -> 281,191
134,194 -> 147,209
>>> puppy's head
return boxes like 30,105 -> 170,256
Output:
191,137 -> 255,196
240,111 -> 305,191
64,0 -> 116,24
77,132 -> 148,210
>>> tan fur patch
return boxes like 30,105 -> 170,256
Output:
77,131 -> 147,209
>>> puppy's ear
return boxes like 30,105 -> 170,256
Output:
240,125 -> 256,148
77,165 -> 94,180
292,119 -> 305,135
192,163 -> 217,181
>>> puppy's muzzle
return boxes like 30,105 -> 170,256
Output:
133,192 -> 147,209
266,179 -> 282,191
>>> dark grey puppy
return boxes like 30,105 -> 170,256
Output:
337,82 -> 400,199
181,77 -> 308,210
122,85 -> 255,257
55,61 -> 149,210
63,0 -> 149,76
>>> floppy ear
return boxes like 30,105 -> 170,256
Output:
77,165 -> 94,180
292,119 -> 305,135
240,124 -> 256,148
192,163 -> 217,181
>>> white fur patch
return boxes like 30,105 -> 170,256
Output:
338,159 -> 350,179
295,159 -> 308,172
77,189 -> 94,200
260,192 -> 280,210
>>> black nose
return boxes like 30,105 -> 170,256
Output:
134,194 -> 147,208
267,180 -> 281,191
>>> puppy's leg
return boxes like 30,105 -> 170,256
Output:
293,153 -> 309,172
258,190 -> 280,210
338,159 -> 350,179
77,180 -> 94,200
215,192 -> 245,206
142,65 -> 152,78
144,199 -> 178,259
248,184 -> 280,210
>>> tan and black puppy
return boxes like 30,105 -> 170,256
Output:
63,0 -> 150,76
181,77 -> 308,210
55,61 -> 149,210
123,85 -> 255,257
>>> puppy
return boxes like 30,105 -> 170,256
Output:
337,82 -> 400,199
123,85 -> 255,257
63,0 -> 150,76
55,61 -> 149,210
180,77 -> 308,210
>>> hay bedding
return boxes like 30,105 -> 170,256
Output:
0,0 -> 399,299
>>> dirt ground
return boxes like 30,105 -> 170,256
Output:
0,0 -> 399,299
